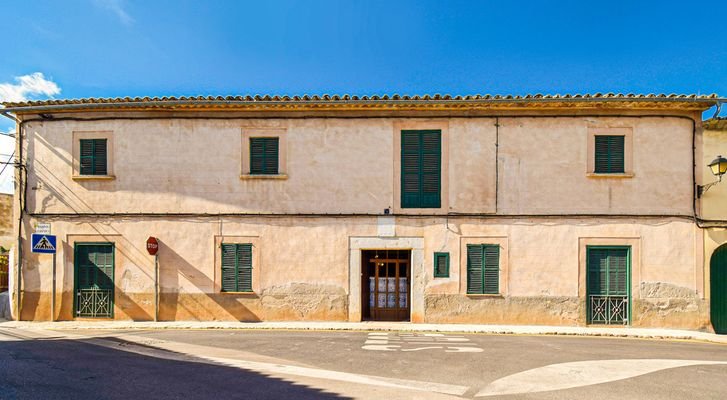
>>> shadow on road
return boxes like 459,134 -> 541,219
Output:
0,337 -> 350,400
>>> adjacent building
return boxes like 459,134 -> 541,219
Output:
701,117 -> 727,334
1,93 -> 724,331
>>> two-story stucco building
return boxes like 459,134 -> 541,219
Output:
1,93 -> 724,331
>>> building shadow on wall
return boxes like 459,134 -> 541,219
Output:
0,337 -> 348,400
160,242 -> 261,322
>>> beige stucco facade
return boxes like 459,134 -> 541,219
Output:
3,96 -> 722,331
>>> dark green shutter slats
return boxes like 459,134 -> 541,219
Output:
221,244 -> 238,292
588,247 -> 628,296
221,243 -> 253,292
467,244 -> 500,294
594,135 -> 624,173
80,139 -> 107,175
401,132 -> 422,207
250,137 -> 279,175
401,130 -> 441,208
483,246 -> 500,294
467,245 -> 483,294
79,139 -> 93,175
434,252 -> 449,278
237,244 -> 253,292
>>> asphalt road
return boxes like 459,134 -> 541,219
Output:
1,327 -> 726,399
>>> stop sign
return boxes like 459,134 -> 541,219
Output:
146,236 -> 159,256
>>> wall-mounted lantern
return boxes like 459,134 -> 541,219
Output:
698,155 -> 727,197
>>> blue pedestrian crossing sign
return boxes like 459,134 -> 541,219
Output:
31,234 -> 57,254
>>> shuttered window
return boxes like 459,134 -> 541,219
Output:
79,139 -> 108,175
587,247 -> 629,296
401,130 -> 441,208
467,244 -> 499,294
221,243 -> 253,292
433,252 -> 449,278
250,137 -> 279,175
594,135 -> 625,173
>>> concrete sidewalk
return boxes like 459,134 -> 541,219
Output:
2,319 -> 726,344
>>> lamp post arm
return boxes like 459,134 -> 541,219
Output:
697,177 -> 723,198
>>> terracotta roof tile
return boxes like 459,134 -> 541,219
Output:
1,93 -> 721,110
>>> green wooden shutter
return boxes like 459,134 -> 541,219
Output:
587,247 -> 629,296
401,130 -> 441,208
221,244 -> 238,292
606,248 -> 628,296
237,244 -> 253,292
79,139 -> 107,175
467,245 -> 500,294
434,252 -> 449,278
221,243 -> 253,292
594,135 -> 625,173
250,138 -> 279,175
587,248 -> 609,296
401,131 -> 421,208
467,245 -> 483,294
483,245 -> 500,294
80,139 -> 94,175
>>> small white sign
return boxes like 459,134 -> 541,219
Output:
35,223 -> 51,235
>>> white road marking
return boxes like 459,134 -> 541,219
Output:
16,328 -> 470,397
476,359 -> 727,397
0,329 -> 22,341
206,355 -> 470,396
363,332 -> 483,353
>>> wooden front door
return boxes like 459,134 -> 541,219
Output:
711,244 -> 727,334
362,250 -> 410,321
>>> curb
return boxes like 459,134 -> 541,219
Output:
2,320 -> 726,345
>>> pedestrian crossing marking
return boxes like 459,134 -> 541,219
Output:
363,332 -> 483,353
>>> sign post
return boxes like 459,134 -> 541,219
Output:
146,237 -> 159,322
31,233 -> 57,321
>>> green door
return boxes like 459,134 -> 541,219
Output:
586,246 -> 631,325
74,243 -> 114,318
711,244 -> 727,334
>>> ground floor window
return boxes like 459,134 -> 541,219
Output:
221,243 -> 253,292
466,244 -> 500,295
586,246 -> 630,325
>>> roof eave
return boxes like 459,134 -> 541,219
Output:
1,97 -> 721,115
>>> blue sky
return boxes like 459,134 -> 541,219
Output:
1,0 -> 726,192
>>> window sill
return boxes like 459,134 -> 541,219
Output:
240,174 -> 288,180
586,172 -> 634,179
466,293 -> 504,298
220,291 -> 257,295
72,175 -> 116,181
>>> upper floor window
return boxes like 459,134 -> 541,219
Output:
594,135 -> 625,174
79,138 -> 108,176
401,130 -> 441,208
249,137 -> 279,175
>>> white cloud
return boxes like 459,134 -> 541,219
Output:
93,0 -> 134,25
0,72 -> 60,103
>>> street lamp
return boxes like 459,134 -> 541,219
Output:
697,155 -> 727,197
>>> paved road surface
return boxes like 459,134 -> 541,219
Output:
1,327 -> 726,399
